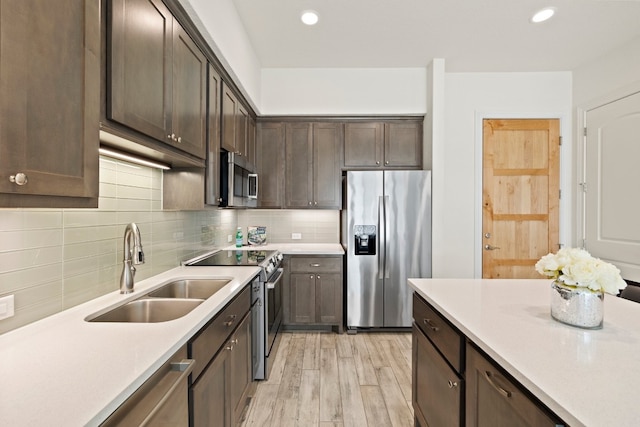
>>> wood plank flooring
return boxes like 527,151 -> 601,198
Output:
242,331 -> 413,427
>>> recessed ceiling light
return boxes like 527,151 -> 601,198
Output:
531,7 -> 556,23
301,10 -> 319,26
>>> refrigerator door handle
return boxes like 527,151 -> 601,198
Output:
378,195 -> 385,279
384,195 -> 390,279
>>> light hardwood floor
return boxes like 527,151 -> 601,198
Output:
242,331 -> 414,427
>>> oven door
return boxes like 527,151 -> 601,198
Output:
265,267 -> 283,357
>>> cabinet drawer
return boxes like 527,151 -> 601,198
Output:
413,325 -> 463,427
190,285 -> 250,381
289,256 -> 342,273
413,293 -> 463,373
466,343 -> 564,426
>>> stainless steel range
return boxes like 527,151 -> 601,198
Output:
184,249 -> 284,380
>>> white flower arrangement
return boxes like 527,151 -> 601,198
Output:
535,247 -> 627,295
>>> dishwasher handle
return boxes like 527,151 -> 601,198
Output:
139,359 -> 195,427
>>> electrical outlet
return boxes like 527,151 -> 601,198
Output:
0,295 -> 15,321
227,234 -> 233,243
291,233 -> 302,240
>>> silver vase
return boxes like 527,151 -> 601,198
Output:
550,281 -> 604,329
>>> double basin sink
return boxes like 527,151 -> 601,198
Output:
86,279 -> 231,323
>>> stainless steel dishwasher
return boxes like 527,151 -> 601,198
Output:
101,345 -> 194,426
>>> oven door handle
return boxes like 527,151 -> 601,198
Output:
266,268 -> 284,289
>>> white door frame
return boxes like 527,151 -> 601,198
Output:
473,111 -> 571,278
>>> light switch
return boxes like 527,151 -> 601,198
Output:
292,233 -> 302,240
0,295 -> 15,321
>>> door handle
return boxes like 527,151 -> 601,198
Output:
484,245 -> 501,250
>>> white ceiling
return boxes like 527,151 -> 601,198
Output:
231,0 -> 640,71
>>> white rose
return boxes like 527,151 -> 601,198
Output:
560,258 -> 599,289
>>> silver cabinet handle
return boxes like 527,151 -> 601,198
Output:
223,314 -> 237,327
310,275 -> 314,279
310,263 -> 321,267
484,371 -> 512,398
9,173 -> 28,186
376,161 -> 380,165
484,245 -> 501,250
385,160 -> 389,165
447,380 -> 458,388
423,318 -> 439,332
139,359 -> 195,427
176,136 -> 182,143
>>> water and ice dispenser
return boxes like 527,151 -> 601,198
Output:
354,225 -> 376,255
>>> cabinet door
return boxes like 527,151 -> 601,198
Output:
256,122 -> 285,208
109,0 -> 172,144
412,325 -> 463,427
230,314 -> 252,426
206,64 -> 221,205
0,0 -> 99,207
466,343 -> 561,427
236,104 -> 248,157
316,273 -> 342,324
285,123 -> 313,208
290,273 -> 316,323
221,83 -> 238,153
313,123 -> 343,208
384,122 -> 422,168
344,122 -> 384,168
246,118 -> 256,166
192,342 -> 230,427
171,23 -> 207,158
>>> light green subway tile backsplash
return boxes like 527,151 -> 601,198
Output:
0,156 -> 237,335
0,157 -> 341,335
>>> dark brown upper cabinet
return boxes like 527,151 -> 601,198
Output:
285,122 -> 342,209
221,82 -> 254,164
344,120 -> 423,169
256,122 -> 285,208
0,0 -> 100,208
108,0 -> 207,159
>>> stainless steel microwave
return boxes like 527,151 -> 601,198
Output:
219,151 -> 257,208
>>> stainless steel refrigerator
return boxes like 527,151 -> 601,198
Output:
343,170 -> 432,329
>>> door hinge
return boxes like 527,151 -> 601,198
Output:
583,127 -> 587,137
559,136 -> 562,146
559,189 -> 561,199
579,182 -> 587,192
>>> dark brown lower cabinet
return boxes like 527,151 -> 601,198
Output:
191,312 -> 252,427
412,324 -> 463,427
412,293 -> 566,427
284,255 -> 343,333
465,343 -> 563,427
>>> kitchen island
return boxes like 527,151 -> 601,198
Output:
409,278 -> 640,427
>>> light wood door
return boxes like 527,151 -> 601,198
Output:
482,119 -> 560,278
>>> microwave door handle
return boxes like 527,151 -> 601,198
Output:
248,173 -> 258,199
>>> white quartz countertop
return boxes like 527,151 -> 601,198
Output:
0,265 -> 261,426
409,278 -> 640,427
225,242 -> 345,255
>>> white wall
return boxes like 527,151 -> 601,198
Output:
438,72 -> 573,278
573,35 -> 640,107
180,0 -> 263,111
260,68 -> 427,115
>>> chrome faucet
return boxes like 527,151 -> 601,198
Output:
120,223 -> 145,294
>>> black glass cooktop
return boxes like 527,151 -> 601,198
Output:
187,250 -> 274,267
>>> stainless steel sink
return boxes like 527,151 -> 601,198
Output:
87,298 -> 203,323
147,279 -> 231,300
